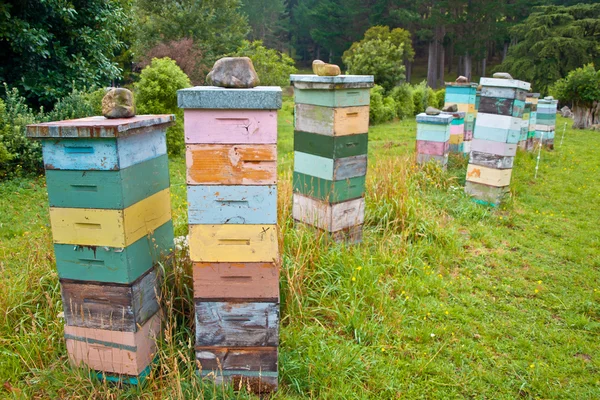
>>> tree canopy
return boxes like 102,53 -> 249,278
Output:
496,3 -> 600,94
551,64 -> 600,128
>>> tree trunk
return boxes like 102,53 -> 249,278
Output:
427,40 -> 437,88
405,60 -> 412,83
448,41 -> 454,74
464,52 -> 472,81
438,41 -> 445,87
329,49 -> 333,63
482,56 -> 487,78
458,56 -> 463,76
572,103 -> 594,129
502,42 -> 509,61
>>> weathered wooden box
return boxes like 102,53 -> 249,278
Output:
466,164 -> 512,187
293,152 -> 367,181
184,109 -> 277,144
293,194 -> 365,232
294,131 -> 368,159
65,312 -> 161,376
294,104 -> 369,136
293,172 -> 365,203
61,266 -> 161,332
55,220 -> 173,284
291,75 -> 373,108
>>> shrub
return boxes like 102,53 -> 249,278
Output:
44,88 -> 104,122
412,81 -> 428,114
435,88 -> 446,109
389,84 -> 414,120
229,40 -> 297,87
550,64 -> 600,129
139,38 -> 210,85
0,87 -> 43,179
369,85 -> 397,125
135,57 -> 192,156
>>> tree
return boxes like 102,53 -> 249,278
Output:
496,3 -> 600,94
241,0 -> 289,52
550,64 -> 600,129
229,41 -> 298,87
343,31 -> 406,92
0,0 -> 131,108
134,0 -> 249,62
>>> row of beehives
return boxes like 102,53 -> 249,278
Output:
416,78 -> 558,206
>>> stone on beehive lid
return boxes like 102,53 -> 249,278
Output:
493,72 -> 513,79
442,103 -> 458,112
425,106 -> 442,115
456,76 -> 469,84
206,57 -> 260,88
312,60 -> 341,76
102,88 -> 135,119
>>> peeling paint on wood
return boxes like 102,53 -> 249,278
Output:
184,110 -> 277,144
293,172 -> 365,203
294,131 -> 368,159
294,104 -> 369,136
293,152 -> 367,181
292,194 -> 364,232
193,262 -> 279,300
466,164 -> 512,187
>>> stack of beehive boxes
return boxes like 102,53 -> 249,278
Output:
444,82 -> 478,154
518,102 -> 532,150
526,93 -> 540,151
465,77 -> 530,206
535,97 -> 558,150
178,86 -> 282,393
290,75 -> 373,243
27,115 -> 175,383
416,113 -> 453,168
444,111 -> 466,153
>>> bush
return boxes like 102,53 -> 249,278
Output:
135,57 -> 192,156
390,84 -> 414,120
370,85 -> 397,125
229,40 -> 297,87
139,38 -> 210,85
435,88 -> 446,109
44,88 -> 105,122
0,87 -> 43,179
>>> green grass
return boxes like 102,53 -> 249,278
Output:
1,114 -> 599,399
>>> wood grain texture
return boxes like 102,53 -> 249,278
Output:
416,140 -> 449,156
50,189 -> 172,247
183,109 -> 277,144
480,87 -> 526,101
187,185 -> 277,225
65,312 -> 161,376
41,128 -> 167,170
61,266 -> 160,332
478,97 -> 525,117
293,172 -> 365,203
293,152 -> 367,181
193,262 -> 279,300
55,220 -> 174,284
469,151 -> 514,169
46,154 -> 170,209
194,301 -> 279,346
466,164 -> 512,187
293,131 -> 368,159
294,104 -> 369,136
465,181 -> 510,206
186,144 -> 276,185
294,88 -> 370,107
189,224 -> 279,263
470,139 -> 517,156
416,153 -> 448,167
292,194 -> 364,232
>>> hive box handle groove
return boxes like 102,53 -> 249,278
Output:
70,184 -> 98,192
64,146 -> 94,154
75,223 -> 102,229
218,239 -> 251,246
218,200 -> 249,206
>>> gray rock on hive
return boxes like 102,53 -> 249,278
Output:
102,88 -> 135,119
206,57 -> 260,88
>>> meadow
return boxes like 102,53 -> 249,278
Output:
1,102 -> 599,398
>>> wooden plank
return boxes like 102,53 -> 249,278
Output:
465,181 -> 510,206
294,104 -> 369,136
480,77 -> 530,91
61,266 -> 160,332
416,140 -> 449,156
197,347 -> 278,393
183,109 -> 277,144
469,151 -> 514,169
470,139 -> 517,157
466,164 -> 512,187
293,131 -> 368,159
55,220 -> 174,284
416,153 -> 448,167
293,172 -> 365,203
473,125 -> 521,144
194,301 -> 279,347
479,97 -> 525,117
293,152 -> 367,181
445,85 -> 477,95
186,144 -> 276,185
481,86 -> 525,100
292,194 -> 364,232
187,185 -> 277,225
449,124 -> 464,135
416,124 -> 451,142
41,128 -> 167,170
46,154 -> 170,209
65,312 -> 160,376
193,262 -> 279,300
189,224 -> 278,263
294,88 -> 370,107
444,93 -> 476,104
449,134 -> 464,145
476,113 -> 522,131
